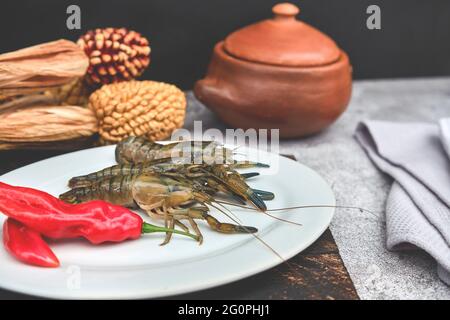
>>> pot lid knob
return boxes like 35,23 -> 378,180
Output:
272,3 -> 300,20
223,2 -> 341,67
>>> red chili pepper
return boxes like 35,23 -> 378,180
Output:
3,218 -> 60,268
0,182 -> 197,244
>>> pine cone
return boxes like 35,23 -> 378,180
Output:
77,28 -> 150,86
89,80 -> 186,143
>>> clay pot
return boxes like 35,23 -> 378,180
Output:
194,3 -> 352,138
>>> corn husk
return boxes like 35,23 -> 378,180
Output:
0,137 -> 97,151
46,77 -> 91,107
0,105 -> 98,150
0,93 -> 57,114
0,40 -> 89,98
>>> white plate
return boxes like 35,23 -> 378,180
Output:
0,145 -> 334,299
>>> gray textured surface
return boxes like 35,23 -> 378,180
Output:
185,77 -> 450,300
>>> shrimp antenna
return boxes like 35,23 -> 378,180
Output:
266,205 -> 379,218
209,202 -> 242,224
216,201 -> 379,219
216,200 -> 303,227
208,203 -> 285,263
232,152 -> 247,157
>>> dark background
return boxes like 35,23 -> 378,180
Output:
0,0 -> 449,89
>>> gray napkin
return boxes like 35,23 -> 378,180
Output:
354,120 -> 450,285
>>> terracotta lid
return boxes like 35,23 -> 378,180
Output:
224,3 -> 341,67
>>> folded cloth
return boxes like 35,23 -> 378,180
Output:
354,120 -> 450,285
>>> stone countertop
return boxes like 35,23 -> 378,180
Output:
185,77 -> 450,300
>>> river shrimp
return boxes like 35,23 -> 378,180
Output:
59,173 -> 258,245
115,136 -> 266,167
68,163 -> 273,210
